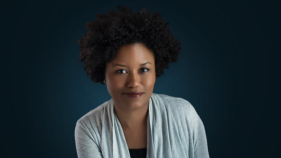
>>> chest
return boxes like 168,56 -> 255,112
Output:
123,127 -> 147,149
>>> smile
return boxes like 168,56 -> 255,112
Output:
123,93 -> 144,98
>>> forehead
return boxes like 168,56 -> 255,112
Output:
111,43 -> 154,63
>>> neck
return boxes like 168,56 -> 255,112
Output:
114,102 -> 149,131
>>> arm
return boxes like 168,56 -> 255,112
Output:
75,121 -> 103,158
190,106 -> 210,158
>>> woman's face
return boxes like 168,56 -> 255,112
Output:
105,42 -> 156,111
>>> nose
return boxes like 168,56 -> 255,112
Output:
126,70 -> 140,88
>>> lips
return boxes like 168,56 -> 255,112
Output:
123,92 -> 144,95
122,92 -> 144,98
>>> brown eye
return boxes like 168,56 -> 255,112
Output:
141,68 -> 150,72
116,69 -> 126,74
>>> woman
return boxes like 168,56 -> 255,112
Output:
75,6 -> 210,158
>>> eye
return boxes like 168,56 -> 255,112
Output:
141,68 -> 150,73
116,69 -> 127,74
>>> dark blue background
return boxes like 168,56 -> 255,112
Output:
4,0 -> 280,157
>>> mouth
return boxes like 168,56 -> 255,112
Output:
122,92 -> 144,98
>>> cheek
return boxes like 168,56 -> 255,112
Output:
107,80 -> 121,89
143,75 -> 156,88
107,79 -> 124,94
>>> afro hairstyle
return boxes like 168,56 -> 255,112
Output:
77,5 -> 181,84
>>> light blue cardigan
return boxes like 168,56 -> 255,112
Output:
75,93 -> 210,158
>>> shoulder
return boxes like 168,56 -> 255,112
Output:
75,100 -> 109,131
153,93 -> 199,120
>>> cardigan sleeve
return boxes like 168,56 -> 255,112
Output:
75,121 -> 103,158
189,104 -> 210,158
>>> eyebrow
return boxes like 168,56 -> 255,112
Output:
112,62 -> 152,67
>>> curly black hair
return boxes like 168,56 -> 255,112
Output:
77,5 -> 181,84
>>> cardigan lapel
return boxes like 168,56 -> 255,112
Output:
109,93 -> 163,158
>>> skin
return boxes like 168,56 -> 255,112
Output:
104,42 -> 156,148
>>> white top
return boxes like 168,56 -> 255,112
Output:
75,93 -> 210,158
